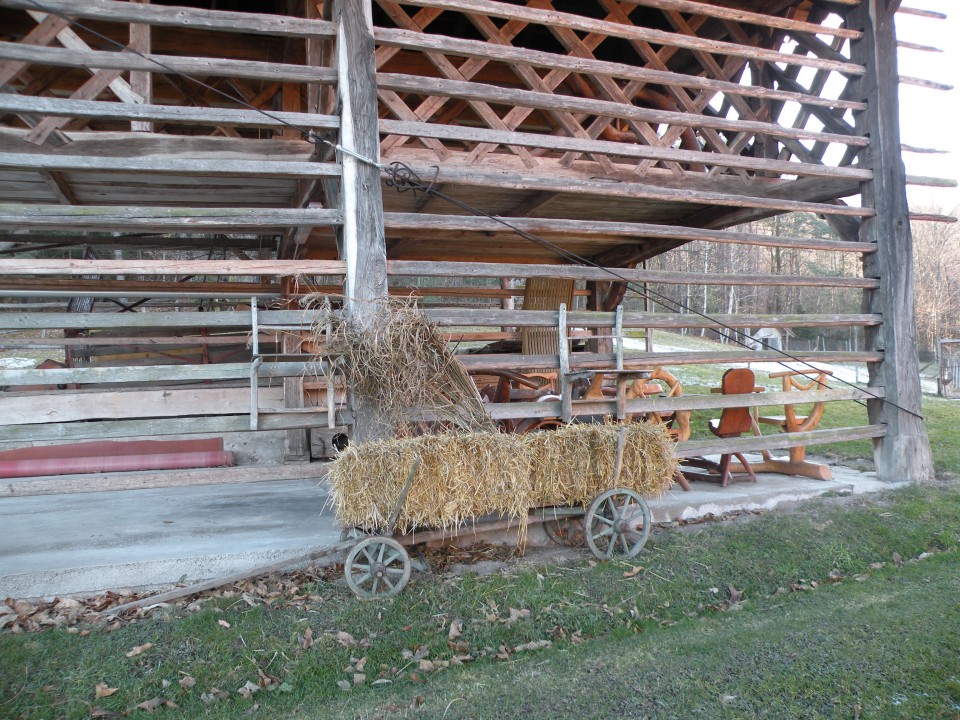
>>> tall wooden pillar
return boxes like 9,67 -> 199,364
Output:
333,0 -> 388,441
849,0 -> 934,483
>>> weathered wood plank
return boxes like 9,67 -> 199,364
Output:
383,213 -> 874,253
0,94 -> 340,131
378,120 -> 872,181
394,0 -> 865,74
381,165 -> 874,217
0,411 -> 342,444
0,361 -> 325,385
374,28 -> 865,111
0,41 -> 337,85
0,152 -> 340,178
377,74 -> 868,148
3,386 -> 285,425
0,0 -> 338,38
675,425 -> 886,459
0,463 -> 328,499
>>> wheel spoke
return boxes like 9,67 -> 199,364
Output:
361,546 -> 375,565
353,571 -> 371,586
619,533 -> 631,555
377,542 -> 386,563
593,514 -> 614,526
604,534 -> 617,559
382,575 -> 395,592
371,577 -> 380,595
386,566 -> 406,575
384,549 -> 401,566
592,525 -> 614,539
604,497 -> 618,520
351,562 -> 370,571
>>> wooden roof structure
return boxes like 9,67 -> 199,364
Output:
0,0 -> 950,490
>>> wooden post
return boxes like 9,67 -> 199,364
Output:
128,0 -> 152,132
334,0 -> 389,441
849,0 -> 934,483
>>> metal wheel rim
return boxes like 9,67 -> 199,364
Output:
345,537 -> 411,599
584,488 -> 651,560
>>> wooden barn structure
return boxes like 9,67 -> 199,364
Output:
0,0 -> 950,496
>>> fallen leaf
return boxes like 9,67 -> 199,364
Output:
507,608 -> 530,623
243,703 -> 259,716
622,565 -> 643,578
411,694 -> 425,708
90,707 -> 122,718
448,619 -> 463,640
570,630 -> 584,645
728,585 -> 744,603
418,659 -> 435,672
893,552 -> 904,567
372,679 -> 392,686
178,676 -> 196,690
355,656 -> 368,673
217,619 -> 231,629
277,682 -> 293,693
514,639 -> 552,652
125,643 -> 153,658
94,683 -> 118,699
353,673 -> 366,686
336,680 -> 351,691
336,631 -> 356,646
237,681 -> 260,699
301,626 -> 313,650
136,697 -> 164,712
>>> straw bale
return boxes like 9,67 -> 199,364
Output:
329,423 -> 676,538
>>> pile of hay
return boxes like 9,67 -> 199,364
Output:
328,422 -> 677,540
302,295 -> 492,435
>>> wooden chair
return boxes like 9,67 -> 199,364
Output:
745,369 -> 834,480
682,368 -> 758,487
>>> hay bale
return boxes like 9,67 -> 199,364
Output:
526,423 -> 676,508
328,432 -> 532,534
329,423 -> 676,538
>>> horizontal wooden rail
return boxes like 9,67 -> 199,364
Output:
0,206 -> 343,232
0,42 -> 337,85
4,386 -> 284,426
378,120 -> 872,181
377,74 -> 867,148
374,29 -> 865,112
384,165 -> 873,218
0,152 -> 341,179
0,94 -> 340,132
480,387 -> 884,421
425,309 -> 882,329
0,0 -> 338,38
0,258 -> 878,288
392,0 -> 864,75
459,350 -> 883,372
675,425 -> 886,459
615,0 -> 862,40
383,214 -> 875,253
0,411 -> 343,445
0,361 -> 324,386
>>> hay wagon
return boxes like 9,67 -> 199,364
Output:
331,423 -> 672,598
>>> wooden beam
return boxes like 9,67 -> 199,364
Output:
382,214 -> 875,253
374,28 -> 865,112
128,0 -> 153,133
0,151 -> 340,178
394,0 -> 865,75
0,42 -> 338,85
849,0 -> 934,484
0,205 -> 342,231
335,0 -> 389,442
381,164 -> 871,218
0,360 -> 325,386
377,74 -> 868,148
0,0 -> 338,38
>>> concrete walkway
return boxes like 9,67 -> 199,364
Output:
0,462 -> 900,599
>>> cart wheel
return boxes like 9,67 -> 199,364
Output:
584,488 -> 651,560
345,537 -> 411,599
543,516 -> 584,547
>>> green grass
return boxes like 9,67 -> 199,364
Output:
3,483 -> 960,719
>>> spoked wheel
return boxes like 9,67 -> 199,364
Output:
344,537 -> 411,599
584,488 -> 651,560
543,514 -> 585,547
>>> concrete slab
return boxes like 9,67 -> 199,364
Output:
0,462 -> 903,600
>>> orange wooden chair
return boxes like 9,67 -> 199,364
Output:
682,368 -> 758,487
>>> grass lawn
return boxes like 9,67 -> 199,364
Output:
2,482 -> 959,719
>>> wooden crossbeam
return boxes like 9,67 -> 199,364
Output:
395,0 -> 865,74
0,42 -> 338,85
374,28 -> 865,111
0,0 -> 338,38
